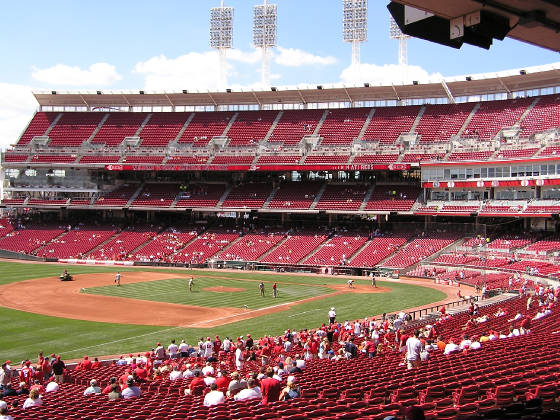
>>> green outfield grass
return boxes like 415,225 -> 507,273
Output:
0,261 -> 446,362
83,276 -> 333,309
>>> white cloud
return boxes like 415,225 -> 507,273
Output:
340,63 -> 443,85
275,47 -> 337,67
0,83 -> 37,151
32,63 -> 122,86
134,51 -> 224,91
134,46 -> 338,91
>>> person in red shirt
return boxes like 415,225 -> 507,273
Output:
19,361 -> 34,387
214,335 -> 222,353
365,338 -> 377,358
260,367 -> 282,405
37,352 -> 44,369
41,356 -> 52,381
102,377 -> 119,394
91,358 -> 101,369
79,356 -> 92,371
215,370 -> 230,393
134,363 -> 148,382
30,379 -> 45,394
520,315 -> 531,333
119,369 -> 131,388
188,370 -> 206,396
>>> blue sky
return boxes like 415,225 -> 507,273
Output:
0,0 -> 558,149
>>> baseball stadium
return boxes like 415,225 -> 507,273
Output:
1,1 -> 560,419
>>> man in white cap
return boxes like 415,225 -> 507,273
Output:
328,307 -> 336,325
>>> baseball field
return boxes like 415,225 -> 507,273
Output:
0,260 -> 459,362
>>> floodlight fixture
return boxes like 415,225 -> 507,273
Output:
343,0 -> 367,66
210,1 -> 234,91
253,0 -> 277,88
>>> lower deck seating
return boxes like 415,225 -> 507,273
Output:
86,226 -> 159,260
129,227 -> 199,263
381,235 -> 458,268
301,233 -> 368,266
171,230 -> 239,264
217,232 -> 285,261
348,236 -> 409,267
259,232 -> 328,264
0,225 -> 66,254
35,226 -> 117,259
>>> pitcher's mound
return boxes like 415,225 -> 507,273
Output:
203,286 -> 246,293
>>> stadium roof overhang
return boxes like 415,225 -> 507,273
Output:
389,0 -> 560,52
33,63 -> 560,109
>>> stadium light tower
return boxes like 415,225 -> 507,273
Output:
210,0 -> 234,90
253,0 -> 277,88
389,16 -> 410,67
343,0 -> 367,67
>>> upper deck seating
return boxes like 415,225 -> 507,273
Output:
362,105 -> 421,144
91,113 -> 147,146
16,112 -> 58,146
226,110 -> 278,146
318,108 -> 369,145
138,112 -> 191,147
47,112 -> 104,146
177,112 -> 234,147
267,109 -> 324,145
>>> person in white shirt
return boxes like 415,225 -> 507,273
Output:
0,406 -> 14,420
201,362 -> 214,377
122,378 -> 141,399
470,341 -> 482,350
328,307 -> 336,324
0,402 -> 6,412
178,339 -> 189,357
235,343 -> 244,371
459,335 -> 472,350
169,366 -> 182,381
444,340 -> 460,355
23,389 -> 43,409
234,378 -> 262,401
203,338 -> 214,358
353,321 -> 361,336
83,379 -> 101,396
222,337 -> 232,353
168,340 -> 179,359
405,330 -> 423,370
155,343 -> 166,360
488,332 -> 497,340
203,371 -> 216,386
203,383 -> 225,407
182,364 -> 194,379
45,379 -> 59,393
283,340 -> 292,352
295,357 -> 306,370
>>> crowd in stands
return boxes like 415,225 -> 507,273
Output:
1,279 -> 559,419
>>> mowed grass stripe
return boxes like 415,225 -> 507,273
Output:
83,277 -> 332,309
